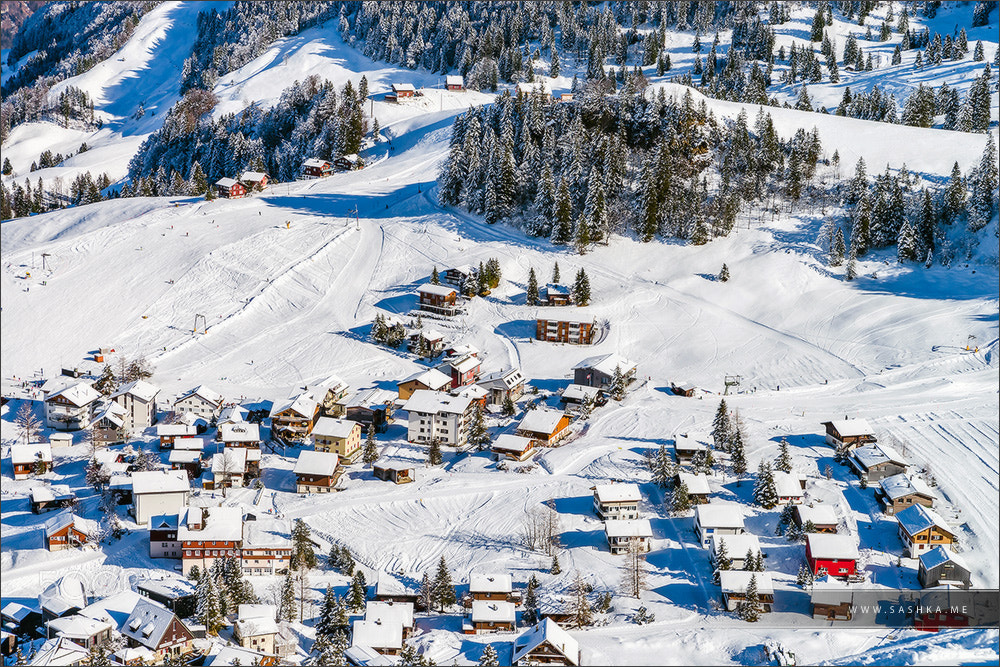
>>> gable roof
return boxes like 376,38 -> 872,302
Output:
48,614 -> 112,640
517,409 -> 568,436
401,367 -> 452,391
604,519 -> 653,539
351,618 -> 403,650
773,472 -> 806,498
312,417 -> 359,439
674,434 -> 707,452
217,405 -> 250,424
156,423 -> 198,437
879,473 -> 936,501
215,177 -> 238,188
28,637 -> 89,666
243,519 -> 291,549
212,448 -> 247,475
676,472 -> 712,496
48,381 -> 100,407
176,385 -> 224,407
795,504 -> 839,526
919,545 -> 969,572
91,400 -> 129,429
178,507 -> 242,542
364,601 -> 414,628
477,367 -> 525,391
471,600 -> 515,623
469,573 -> 512,594
303,158 -> 330,168
417,283 -> 457,297
852,443 -> 908,470
111,379 -> 159,403
562,384 -> 600,402
218,422 -> 261,443
10,443 -> 53,465
823,418 -> 874,437
512,619 -> 579,665
269,392 -> 318,419
710,534 -> 760,559
896,504 -> 953,538
39,577 -> 87,617
492,434 -> 534,453
293,450 -> 340,477
240,171 -> 268,182
594,483 -> 642,503
445,75 -> 464,86
391,83 -> 416,92
807,533 -> 860,560
403,390 -> 473,415
122,598 -> 180,649
695,503 -> 745,530
172,436 -> 205,451
572,352 -> 637,376
718,571 -> 774,595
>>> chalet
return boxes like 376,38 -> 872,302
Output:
218,404 -> 250,426
168,448 -> 202,479
30,485 -> 76,514
303,158 -> 332,178
492,434 -> 535,461
313,417 -> 362,462
604,519 -> 653,554
445,75 -> 465,91
131,470 -> 190,526
374,574 -> 421,608
173,436 -> 206,453
240,171 -> 269,191
398,368 -> 452,401
136,579 -> 197,619
805,534 -> 860,577
694,504 -> 745,547
365,601 -> 415,639
555,92 -> 575,102
561,383 -> 600,407
810,575 -> 854,620
572,353 -> 636,391
90,401 -> 129,445
536,312 -> 596,345
918,546 -> 972,589
850,443 -> 908,483
334,154 -> 361,171
332,388 -> 395,433
110,380 -> 159,431
173,385 -> 225,422
44,512 -> 94,551
477,368 -> 526,405
451,383 -> 488,411
674,472 -> 712,504
719,571 -> 774,613
895,504 -> 956,557
179,506 -> 243,576
352,617 -> 404,655
443,265 -> 475,288
443,353 -> 482,388
234,605 -> 279,655
215,177 -> 246,198
47,615 -> 112,650
156,423 -> 197,448
219,422 -> 262,448
543,283 -> 572,306
269,393 -> 320,440
670,382 -> 698,397
469,573 -> 512,602
149,514 -> 180,558
673,434 -> 708,464
773,472 -> 807,504
821,418 -> 876,450
294,451 -> 342,493
10,443 -> 53,479
45,381 -> 100,430
407,329 -> 448,359
710,534 -> 761,570
1,602 -> 43,639
404,390 -> 475,447
593,483 -> 642,520
468,600 -> 516,634
121,599 -> 194,663
207,448 -> 249,490
28,637 -> 89,665
876,473 -> 936,515
373,461 -> 414,484
391,83 -> 416,98
792,504 -> 839,533
515,409 -> 571,447
418,283 -> 460,317
512,619 -> 580,666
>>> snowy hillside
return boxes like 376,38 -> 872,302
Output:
2,2 -> 998,666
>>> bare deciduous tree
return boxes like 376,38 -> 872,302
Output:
620,537 -> 648,599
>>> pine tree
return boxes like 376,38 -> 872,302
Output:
550,553 -> 562,575
730,419 -> 748,483
432,556 -> 456,611
775,503 -> 796,536
712,400 -> 731,452
845,242 -> 858,281
197,571 -> 223,633
501,394 -> 516,417
572,269 -> 591,306
552,262 -> 561,284
609,365 -> 627,401
316,586 -> 339,641
713,537 -> 733,584
668,482 -> 692,516
523,575 -> 540,624
968,134 -> 998,232
419,572 -> 433,612
753,460 -> 778,509
775,438 -> 793,473
362,425 -> 379,466
896,220 -> 918,262
430,267 -> 440,285
428,439 -> 443,465
718,264 -> 730,282
347,570 -> 368,612
479,644 -> 500,666
796,563 -> 814,587
552,179 -> 573,245
650,445 -> 676,489
526,268 -> 540,306
278,571 -> 297,621
829,228 -> 846,267
942,162 -> 966,224
468,403 -> 491,450
291,519 -> 317,571
737,574 -> 761,622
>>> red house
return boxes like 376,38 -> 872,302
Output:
806,534 -> 859,577
302,158 -> 332,178
215,178 -> 245,198
446,354 -> 481,389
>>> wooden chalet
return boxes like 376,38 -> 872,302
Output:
604,519 -> 653,555
792,504 -> 839,533
593,483 -> 642,520
365,601 -> 415,640
469,573 -> 512,602
543,283 -> 571,306
373,461 -> 414,484
821,418 -> 876,450
44,512 -> 92,551
407,329 -> 448,358
135,579 -> 197,619
218,422 -> 262,448
398,367 -> 452,401
149,513 -> 180,558
391,83 -> 416,98
374,574 -> 422,609
876,473 -> 936,515
172,385 -> 225,423
512,619 -> 580,666
850,443 -> 908,483
242,518 -> 292,576
445,75 -> 465,91
536,312 -> 596,344
918,546 -> 972,589
10,443 -> 53,479
694,504 -> 745,547
351,617 -> 404,655
156,423 -> 197,448
674,472 -> 711,504
773,471 -> 807,505
293,451 -> 342,493
215,177 -> 245,198
30,485 -> 76,514
240,171 -> 269,191
476,367 -> 525,405
418,283 -> 461,316
515,409 -> 571,447
90,401 -> 129,446
302,158 -> 332,178
334,153 -> 361,171
467,601 -> 515,634
121,599 -> 194,663
719,571 -> 774,613
670,382 -> 698,397
810,575 -> 854,620
672,434 -> 708,464
332,387 -> 394,433
895,504 -> 957,558
269,393 -> 320,440
572,353 -> 636,390
442,265 -> 474,288
179,506 -> 242,576
491,434 -> 535,462
560,383 -> 600,407
710,534 -> 761,570
233,605 -> 279,655
806,534 -> 859,577
444,352 -> 482,388
168,448 -> 202,479
44,381 -> 100,430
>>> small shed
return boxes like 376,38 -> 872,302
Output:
373,461 -> 414,484
918,546 -> 971,589
492,434 -> 535,462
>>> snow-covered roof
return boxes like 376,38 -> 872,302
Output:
218,405 -> 250,424
178,506 -> 243,541
718,571 -> 774,595
77,590 -> 144,633
114,646 -> 158,664
31,485 -> 73,503
810,574 -> 854,604
477,367 -> 524,391
535,308 -> 594,324
594,483 -> 642,504
212,448 -> 247,475
512,619 -> 579,665
492,434 -> 534,453
48,381 -> 100,407
337,387 -> 395,410
392,83 -> 416,92
469,573 -> 512,594
895,504 -> 952,537
10,443 -> 53,465
795,504 -> 838,526
339,153 -> 360,163
306,374 -> 349,397
303,158 -> 330,168
215,177 -> 238,188
135,578 -> 196,601
312,416 -> 360,439
365,600 -> 414,628
919,545 -> 969,572
351,618 -> 403,650
445,75 -> 464,86
879,473 -> 935,501
544,283 -> 571,296
2,601 -> 38,622
677,472 -> 712,496
773,472 -> 805,498
413,328 -> 446,342
91,401 -> 128,428
172,436 -> 205,451
807,533 -> 860,560
207,646 -> 279,666
240,171 -> 267,182
269,392 -> 318,419
572,352 -> 636,376
451,383 -> 487,400
39,577 -> 87,617
293,450 -> 339,477
710,534 -> 760,560
157,423 -> 197,437
344,644 -> 395,666
218,422 -> 260,443
122,598 -> 178,649
695,504 -> 745,530
48,432 -> 73,444
177,384 -> 224,406
29,637 -> 90,666
48,614 -> 112,640
44,512 -> 95,538
674,434 -> 707,452
168,449 -> 201,464
403,389 -> 473,415
517,409 -> 568,435
149,513 -> 180,531
374,460 -> 414,472
852,443 -> 908,470
131,470 -> 189,495
238,604 -> 276,621
374,573 -> 416,598
111,379 -> 159,403
417,283 -> 457,297
562,384 -> 600,402
604,519 -> 653,539
823,418 -> 874,437
402,367 -> 452,390
471,600 -> 516,623
236,616 -> 277,637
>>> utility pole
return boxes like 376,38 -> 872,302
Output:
350,205 -> 360,230
41,253 -> 51,270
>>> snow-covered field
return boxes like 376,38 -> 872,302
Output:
2,2 -> 998,665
